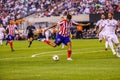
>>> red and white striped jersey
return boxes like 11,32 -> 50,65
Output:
57,20 -> 78,37
6,24 -> 17,36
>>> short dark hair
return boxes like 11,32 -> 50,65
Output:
108,12 -> 114,16
67,14 -> 72,20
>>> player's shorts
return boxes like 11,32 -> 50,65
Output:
6,35 -> 14,41
27,33 -> 34,39
107,34 -> 119,44
0,34 -> 4,39
54,34 -> 71,46
99,32 -> 107,40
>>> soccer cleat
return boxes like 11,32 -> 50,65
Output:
105,48 -> 108,51
99,39 -> 102,42
28,45 -> 30,48
38,38 -> 45,42
67,58 -> 72,61
11,49 -> 15,52
6,41 -> 8,45
116,48 -> 120,57
113,51 -> 116,55
41,38 -> 45,42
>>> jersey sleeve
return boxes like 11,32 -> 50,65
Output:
96,21 -> 100,26
101,20 -> 106,28
115,20 -> 118,27
57,21 -> 64,26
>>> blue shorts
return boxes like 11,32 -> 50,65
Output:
6,35 -> 14,41
54,34 -> 70,46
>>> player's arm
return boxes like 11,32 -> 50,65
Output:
96,26 -> 104,38
77,23 -> 90,26
44,23 -> 57,32
72,21 -> 90,27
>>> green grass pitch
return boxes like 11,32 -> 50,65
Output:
0,39 -> 120,80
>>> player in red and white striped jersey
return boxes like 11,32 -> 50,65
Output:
6,20 -> 18,51
43,14 -> 90,60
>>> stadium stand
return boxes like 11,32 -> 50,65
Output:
0,0 -> 120,39
0,0 -> 120,26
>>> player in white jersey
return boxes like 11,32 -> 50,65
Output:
95,14 -> 108,50
98,13 -> 120,56
0,23 -> 5,45
44,28 -> 51,40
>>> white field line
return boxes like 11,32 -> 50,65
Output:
0,49 -> 108,60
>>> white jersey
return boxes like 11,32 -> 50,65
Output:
96,19 -> 106,33
102,19 -> 118,35
0,27 -> 5,35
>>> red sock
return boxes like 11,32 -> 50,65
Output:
68,50 -> 72,58
9,41 -> 13,49
44,40 -> 51,45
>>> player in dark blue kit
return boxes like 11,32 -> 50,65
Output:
26,22 -> 36,47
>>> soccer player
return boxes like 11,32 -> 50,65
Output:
95,14 -> 109,50
6,20 -> 18,51
26,22 -> 36,48
42,14 -> 90,60
0,23 -> 5,45
97,13 -> 120,55
44,25 -> 51,40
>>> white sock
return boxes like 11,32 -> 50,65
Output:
108,38 -> 115,54
62,44 -> 64,48
0,40 -> 2,45
105,41 -> 108,49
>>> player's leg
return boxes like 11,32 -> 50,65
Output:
105,40 -> 108,51
0,39 -> 2,45
112,35 -> 120,57
63,36 -> 72,60
66,42 -> 72,60
98,33 -> 103,42
107,36 -> 116,55
0,35 -> 2,45
28,37 -> 33,47
7,35 -> 14,51
42,34 -> 63,47
45,33 -> 49,40
61,43 -> 64,49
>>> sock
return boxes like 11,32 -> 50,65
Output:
62,44 -> 64,48
8,41 -> 13,50
105,41 -> 108,49
44,40 -> 50,45
108,38 -> 115,53
29,41 -> 32,47
68,50 -> 72,58
0,40 -> 2,45
6,40 -> 8,45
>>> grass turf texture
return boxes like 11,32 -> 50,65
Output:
0,39 -> 120,80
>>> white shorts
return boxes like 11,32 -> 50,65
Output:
107,34 -> 119,44
0,34 -> 4,40
99,32 -> 107,40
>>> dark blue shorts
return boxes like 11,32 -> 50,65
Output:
54,34 -> 71,46
27,33 -> 34,39
6,35 -> 14,41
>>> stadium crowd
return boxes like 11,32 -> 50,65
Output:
0,0 -> 120,26
0,0 -> 120,40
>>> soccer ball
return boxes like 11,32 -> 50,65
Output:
52,55 -> 59,61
